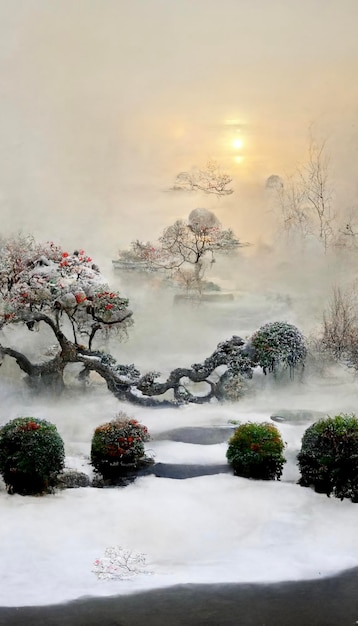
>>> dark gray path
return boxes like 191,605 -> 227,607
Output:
1,567 -> 358,626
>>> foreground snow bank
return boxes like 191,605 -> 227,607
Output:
0,473 -> 357,606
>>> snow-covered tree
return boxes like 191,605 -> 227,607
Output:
0,235 -> 132,389
171,160 -> 234,196
120,209 -> 246,296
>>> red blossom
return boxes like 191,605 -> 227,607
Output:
75,293 -> 86,304
105,304 -> 114,310
20,421 -> 41,432
107,445 -> 119,457
62,252 -> 69,258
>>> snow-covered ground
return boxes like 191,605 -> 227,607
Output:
1,372 -> 358,607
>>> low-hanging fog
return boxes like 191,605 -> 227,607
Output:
1,0 -> 358,608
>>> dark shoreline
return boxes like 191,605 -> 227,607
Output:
2,567 -> 358,626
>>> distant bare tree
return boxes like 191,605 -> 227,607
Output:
171,160 -> 234,196
299,137 -> 334,250
318,285 -> 358,369
275,175 -> 310,243
271,135 -> 335,251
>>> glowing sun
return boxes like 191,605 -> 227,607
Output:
232,137 -> 243,150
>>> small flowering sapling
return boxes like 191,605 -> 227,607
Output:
92,546 -> 152,580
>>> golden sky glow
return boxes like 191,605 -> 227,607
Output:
0,0 -> 358,248
232,137 -> 243,150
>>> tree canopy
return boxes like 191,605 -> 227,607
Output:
0,235 -> 132,347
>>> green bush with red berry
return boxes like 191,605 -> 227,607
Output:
0,417 -> 65,495
226,421 -> 285,480
91,413 -> 151,480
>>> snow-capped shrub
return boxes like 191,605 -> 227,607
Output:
226,422 -> 285,480
298,414 -> 358,501
250,321 -> 306,375
91,413 -> 150,481
0,417 -> 65,495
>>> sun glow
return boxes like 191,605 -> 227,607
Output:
232,137 -> 243,150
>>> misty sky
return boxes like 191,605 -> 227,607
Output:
0,0 -> 358,253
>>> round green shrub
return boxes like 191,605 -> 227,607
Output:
250,321 -> 306,375
297,414 -> 358,501
91,412 -> 150,481
0,417 -> 65,495
226,421 -> 285,480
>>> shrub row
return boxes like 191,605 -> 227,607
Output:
226,414 -> 358,503
0,413 -> 150,495
2,412 -> 358,502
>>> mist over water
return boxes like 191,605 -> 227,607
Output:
1,0 -> 358,608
